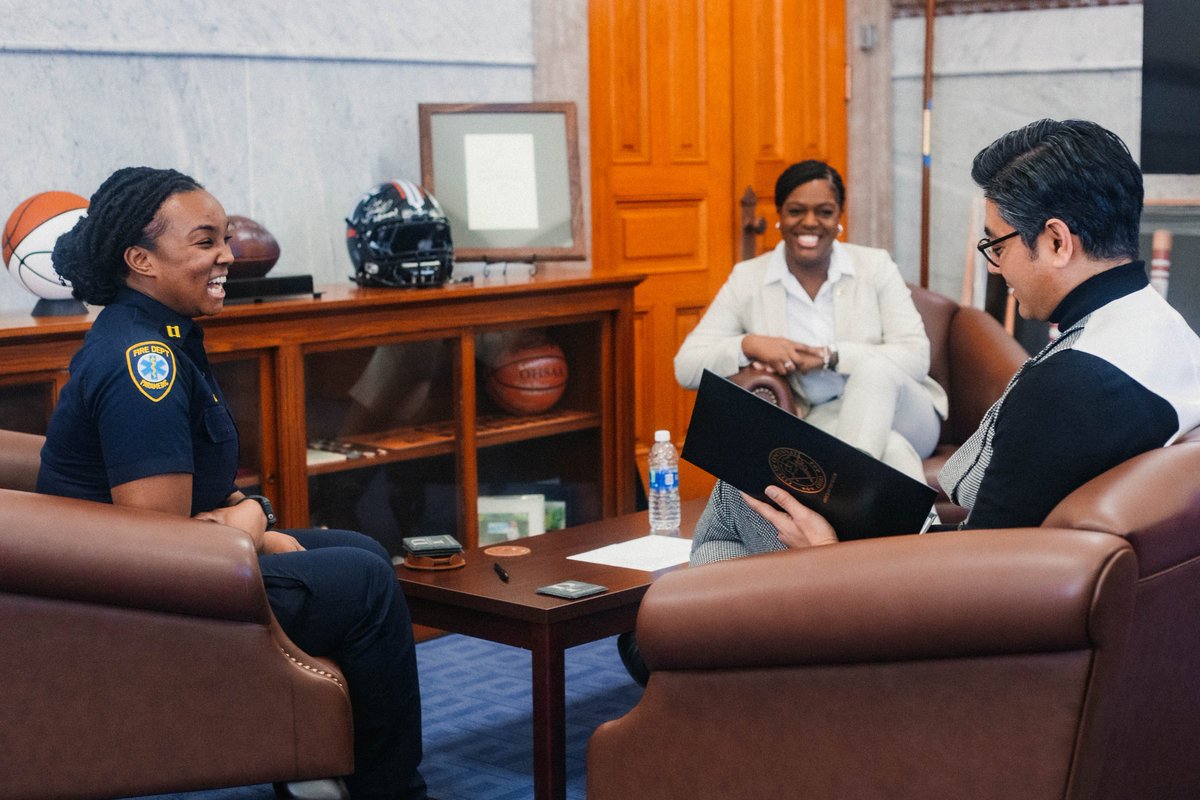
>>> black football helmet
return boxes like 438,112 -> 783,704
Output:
346,179 -> 454,287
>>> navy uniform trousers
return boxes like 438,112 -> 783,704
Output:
259,528 -> 426,800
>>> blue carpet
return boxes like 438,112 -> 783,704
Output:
416,633 -> 643,800
130,634 -> 642,800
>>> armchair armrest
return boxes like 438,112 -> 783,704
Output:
639,527 -> 1135,670
1045,440 -> 1200,578
0,489 -> 271,624
728,366 -> 795,413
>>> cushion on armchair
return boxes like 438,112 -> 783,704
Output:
727,367 -> 795,413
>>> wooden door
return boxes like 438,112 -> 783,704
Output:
590,0 -> 846,502
734,0 -> 848,257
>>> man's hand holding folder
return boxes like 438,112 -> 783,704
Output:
742,485 -> 839,546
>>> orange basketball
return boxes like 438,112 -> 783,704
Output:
4,191 -> 89,300
485,339 -> 569,415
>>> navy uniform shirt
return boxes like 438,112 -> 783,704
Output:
38,287 -> 239,515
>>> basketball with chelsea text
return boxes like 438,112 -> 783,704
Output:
484,332 -> 569,415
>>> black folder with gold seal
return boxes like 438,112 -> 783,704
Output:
681,370 -> 937,540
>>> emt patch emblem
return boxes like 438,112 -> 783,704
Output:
125,341 -> 176,402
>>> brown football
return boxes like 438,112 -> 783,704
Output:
227,215 -> 280,279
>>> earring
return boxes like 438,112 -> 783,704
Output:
774,221 -> 780,230
837,223 -> 844,234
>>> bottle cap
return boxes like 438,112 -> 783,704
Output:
654,429 -> 670,442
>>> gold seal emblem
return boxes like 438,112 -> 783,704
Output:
768,447 -> 827,494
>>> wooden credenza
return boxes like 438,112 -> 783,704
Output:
0,267 -> 641,552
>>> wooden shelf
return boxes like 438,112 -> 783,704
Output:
305,407 -> 601,476
476,408 -> 602,448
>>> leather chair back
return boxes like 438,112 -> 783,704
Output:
907,283 -> 956,406
908,284 -> 1027,446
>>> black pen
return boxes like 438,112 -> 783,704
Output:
493,562 -> 510,583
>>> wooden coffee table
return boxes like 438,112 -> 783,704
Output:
396,498 -> 705,800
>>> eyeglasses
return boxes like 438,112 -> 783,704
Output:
977,230 -> 1020,268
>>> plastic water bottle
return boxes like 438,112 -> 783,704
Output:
648,429 -> 681,533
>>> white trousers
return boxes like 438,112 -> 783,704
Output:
803,353 -> 942,483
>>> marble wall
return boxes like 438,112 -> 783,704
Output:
892,5 -> 1142,303
4,3 -> 1184,317
0,0 -> 543,314
888,4 -> 1198,303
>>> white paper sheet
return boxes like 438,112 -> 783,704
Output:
463,133 -> 539,231
567,535 -> 692,571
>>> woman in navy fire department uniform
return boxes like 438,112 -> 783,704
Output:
37,166 -> 427,800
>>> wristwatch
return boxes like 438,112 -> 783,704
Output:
822,344 -> 839,371
242,494 -> 277,530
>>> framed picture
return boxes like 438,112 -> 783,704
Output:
419,102 -> 585,263
481,477 -> 577,528
477,494 -> 547,546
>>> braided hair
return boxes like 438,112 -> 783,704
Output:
52,167 -> 204,305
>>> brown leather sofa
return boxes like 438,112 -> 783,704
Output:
731,284 -> 1028,524
588,432 -> 1200,800
0,429 -> 354,800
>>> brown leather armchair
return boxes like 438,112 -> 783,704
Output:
588,434 -> 1200,800
730,284 -> 1028,524
0,430 -> 354,800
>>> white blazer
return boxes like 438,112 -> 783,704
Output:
674,241 -> 949,419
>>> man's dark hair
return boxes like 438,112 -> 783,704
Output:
775,159 -> 846,209
971,119 -> 1143,261
52,166 -> 204,305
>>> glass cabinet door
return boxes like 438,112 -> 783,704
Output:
0,373 -> 61,434
211,354 -> 268,495
304,338 -> 458,557
473,321 -> 605,545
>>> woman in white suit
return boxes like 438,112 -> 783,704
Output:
618,162 -> 950,683
675,160 -> 947,481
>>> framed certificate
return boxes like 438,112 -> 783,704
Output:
419,102 -> 584,263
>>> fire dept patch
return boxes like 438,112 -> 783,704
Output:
125,340 -> 176,402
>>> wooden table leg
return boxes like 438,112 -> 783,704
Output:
531,625 -> 567,800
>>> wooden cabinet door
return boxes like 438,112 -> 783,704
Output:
590,0 -> 846,501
